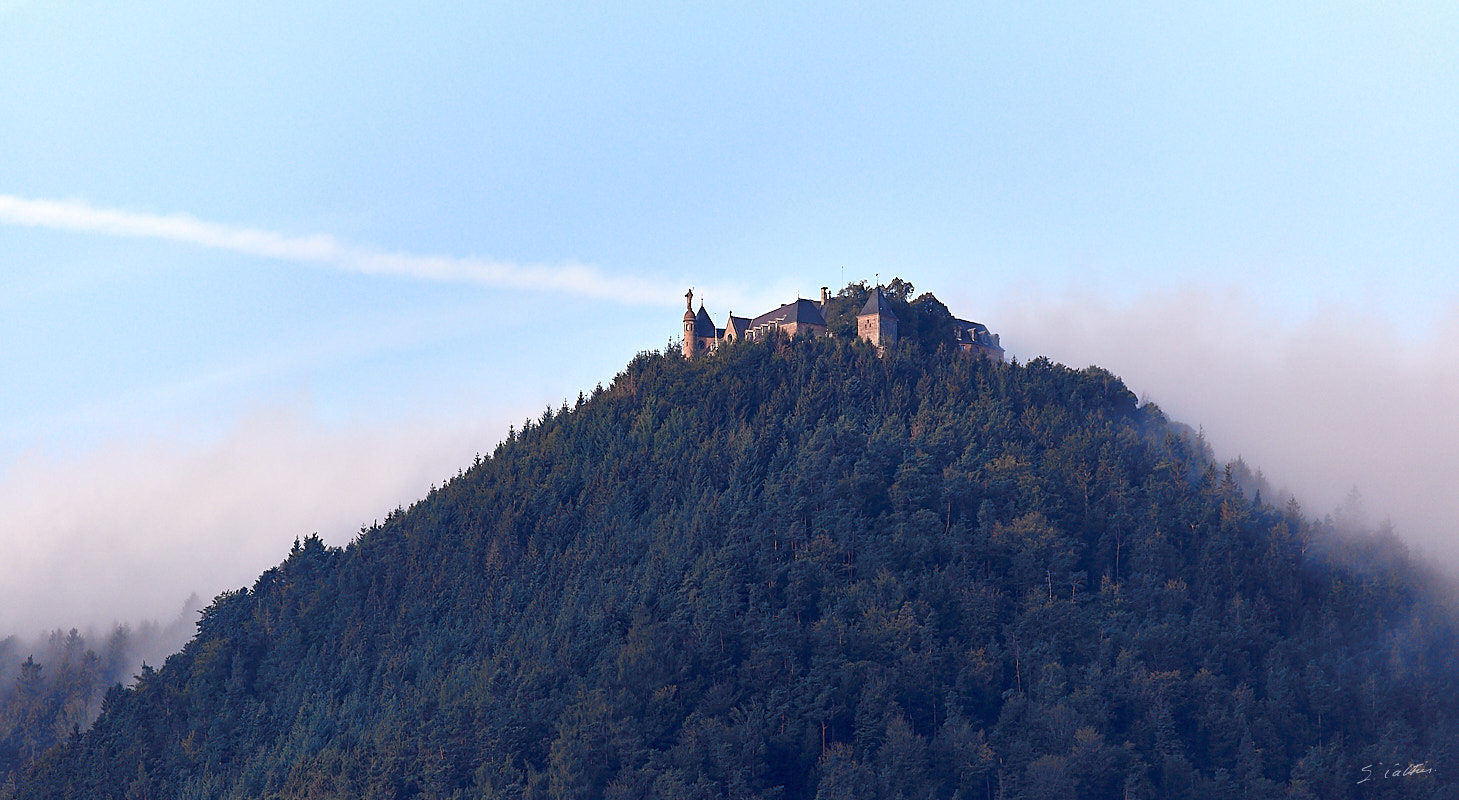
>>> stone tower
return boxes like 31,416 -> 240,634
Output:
857,286 -> 898,349
682,289 -> 698,358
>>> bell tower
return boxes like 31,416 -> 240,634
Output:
682,289 -> 698,359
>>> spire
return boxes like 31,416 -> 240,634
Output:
859,285 -> 894,317
694,304 -> 716,337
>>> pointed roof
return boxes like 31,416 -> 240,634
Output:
859,286 -> 895,317
726,314 -> 750,338
693,304 -> 717,338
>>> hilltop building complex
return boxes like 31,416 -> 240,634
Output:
681,285 -> 1003,362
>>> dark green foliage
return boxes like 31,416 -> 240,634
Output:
0,609 -> 200,791
818,284 -> 867,339
821,278 -> 955,353
0,626 -> 158,791
15,334 -> 1459,799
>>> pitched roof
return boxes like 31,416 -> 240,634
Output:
859,287 -> 895,317
693,305 -> 717,338
953,318 -> 1003,350
750,298 -> 827,329
952,318 -> 987,338
726,315 -> 750,337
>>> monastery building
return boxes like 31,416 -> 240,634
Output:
681,286 -> 1003,362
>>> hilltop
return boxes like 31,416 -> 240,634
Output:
12,320 -> 1459,799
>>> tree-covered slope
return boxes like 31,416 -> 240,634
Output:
0,623 -> 179,789
15,335 -> 1459,799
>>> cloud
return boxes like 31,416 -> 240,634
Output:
0,406 -> 507,635
994,285 -> 1459,566
0,194 -> 681,306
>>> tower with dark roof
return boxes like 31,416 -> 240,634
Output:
682,289 -> 698,358
856,286 -> 898,350
683,290 -> 726,358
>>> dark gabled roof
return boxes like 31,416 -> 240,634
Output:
953,318 -> 1003,350
952,318 -> 988,338
726,315 -> 750,337
859,287 -> 895,317
750,298 -> 826,329
694,305 -> 717,338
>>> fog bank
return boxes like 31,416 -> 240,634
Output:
993,285 -> 1459,566
0,407 -> 506,635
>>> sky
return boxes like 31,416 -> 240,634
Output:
2,1 -> 1457,634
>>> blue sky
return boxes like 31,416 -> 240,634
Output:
2,2 -> 1457,631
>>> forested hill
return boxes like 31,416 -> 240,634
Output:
14,334 -> 1459,799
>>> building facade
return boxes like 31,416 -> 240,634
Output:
681,285 -> 1002,362
952,318 -> 1004,363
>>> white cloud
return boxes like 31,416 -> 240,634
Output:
0,194 -> 681,306
994,285 -> 1459,567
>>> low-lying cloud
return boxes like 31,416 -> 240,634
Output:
0,194 -> 680,306
0,406 -> 505,636
995,285 -> 1459,567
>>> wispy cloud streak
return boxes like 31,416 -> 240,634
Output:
0,194 -> 678,305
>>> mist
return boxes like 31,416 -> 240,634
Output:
0,596 -> 200,699
991,284 -> 1459,568
0,405 -> 508,637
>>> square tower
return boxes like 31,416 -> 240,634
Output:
856,286 -> 898,349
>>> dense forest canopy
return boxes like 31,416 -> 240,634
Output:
9,298 -> 1458,799
0,607 -> 199,792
